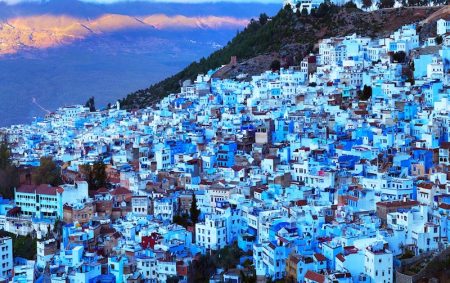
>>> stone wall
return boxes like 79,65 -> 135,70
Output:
396,247 -> 450,283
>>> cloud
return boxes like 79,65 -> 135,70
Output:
81,0 -> 279,2
0,13 -> 249,55
0,0 -> 280,4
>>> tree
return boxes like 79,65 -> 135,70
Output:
344,1 -> 358,8
85,96 -> 96,112
80,160 -> 107,191
0,231 -> 37,260
92,161 -> 107,189
436,35 -> 443,45
259,13 -> 268,25
33,157 -> 62,186
190,194 -> 200,224
358,85 -> 372,100
241,269 -> 257,283
173,213 -> 190,228
270,59 -> 281,72
214,242 -> 243,271
392,51 -> 406,63
0,142 -> 11,170
188,243 -> 245,282
362,0 -> 373,9
316,0 -> 335,17
378,0 -> 395,8
188,254 -> 216,283
301,7 -> 308,16
0,141 -> 18,199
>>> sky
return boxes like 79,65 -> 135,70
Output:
0,0 -> 280,4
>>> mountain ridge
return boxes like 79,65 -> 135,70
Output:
119,5 -> 447,110
0,13 -> 249,55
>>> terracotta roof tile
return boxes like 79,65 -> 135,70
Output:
16,184 -> 61,195
305,270 -> 325,283
111,187 -> 131,195
314,253 -> 326,262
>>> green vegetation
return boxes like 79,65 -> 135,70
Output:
378,0 -> 395,8
362,0 -> 373,9
188,242 -> 245,282
80,160 -> 107,191
190,194 -> 201,224
240,269 -> 257,283
399,249 -> 415,259
119,3 -> 365,109
118,4 -> 438,110
0,230 -> 37,260
392,51 -> 407,63
85,96 -> 96,112
270,59 -> 281,72
358,85 -> 373,100
0,141 -> 19,199
404,0 -> 447,6
33,157 -> 62,186
120,7 -> 296,109
188,254 -> 216,283
173,194 -> 201,227
215,242 -> 245,270
173,213 -> 190,228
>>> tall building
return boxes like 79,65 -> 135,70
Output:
14,184 -> 64,219
0,237 -> 13,280
195,214 -> 227,250
364,242 -> 393,283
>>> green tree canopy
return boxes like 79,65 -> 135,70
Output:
259,13 -> 269,25
362,0 -> 373,9
301,7 -> 308,16
188,254 -> 216,283
80,160 -> 108,191
270,59 -> 281,72
378,0 -> 395,8
33,157 -> 62,186
0,231 -> 37,260
0,142 -> 11,170
359,85 -> 373,100
0,141 -> 18,199
190,194 -> 201,224
392,51 -> 407,63
85,96 -> 96,112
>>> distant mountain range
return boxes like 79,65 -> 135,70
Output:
0,13 -> 248,55
0,0 -> 279,19
0,0 -> 280,126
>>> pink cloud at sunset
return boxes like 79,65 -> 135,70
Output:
0,13 -> 249,55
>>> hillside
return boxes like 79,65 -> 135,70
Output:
119,5 -> 444,110
0,0 -> 281,126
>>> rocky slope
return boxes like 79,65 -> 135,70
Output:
119,5 -> 447,110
